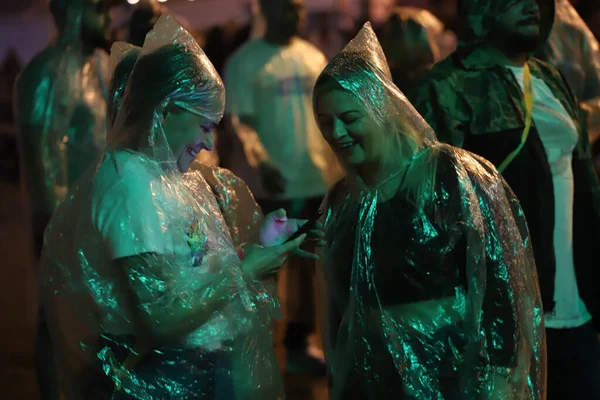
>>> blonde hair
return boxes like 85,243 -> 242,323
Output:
314,75 -> 438,210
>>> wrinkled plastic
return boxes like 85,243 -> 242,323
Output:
15,0 -> 109,217
40,14 -> 282,399
537,0 -> 600,144
315,23 -> 546,400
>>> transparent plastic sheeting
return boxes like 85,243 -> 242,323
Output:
40,14 -> 283,399
315,23 -> 546,400
538,0 -> 600,143
15,0 -> 109,218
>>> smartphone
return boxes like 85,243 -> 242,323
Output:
284,209 -> 324,243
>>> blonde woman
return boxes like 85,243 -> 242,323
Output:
314,23 -> 546,400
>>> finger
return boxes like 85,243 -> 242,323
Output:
308,229 -> 325,238
287,218 -> 307,235
267,208 -> 287,221
293,248 -> 319,260
277,234 -> 306,255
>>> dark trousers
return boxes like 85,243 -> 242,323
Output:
257,196 -> 322,351
547,321 -> 600,400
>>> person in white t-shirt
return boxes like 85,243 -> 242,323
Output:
225,0 -> 339,375
39,15 -> 311,399
410,0 -> 600,398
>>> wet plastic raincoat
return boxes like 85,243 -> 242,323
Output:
15,0 -> 110,227
40,14 -> 282,399
536,0 -> 600,144
316,23 -> 546,400
409,0 -> 600,331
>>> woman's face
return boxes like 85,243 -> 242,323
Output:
315,89 -> 382,167
163,108 -> 218,173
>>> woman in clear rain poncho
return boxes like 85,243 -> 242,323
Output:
40,14 -> 310,399
313,23 -> 546,399
106,39 -> 287,399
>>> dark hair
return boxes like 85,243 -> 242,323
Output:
107,48 -> 141,129
49,0 -> 69,31
128,4 -> 161,47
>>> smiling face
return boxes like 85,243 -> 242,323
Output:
315,88 -> 383,168
162,107 -> 218,173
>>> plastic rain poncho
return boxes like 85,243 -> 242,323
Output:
537,0 -> 600,144
15,0 -> 109,220
40,14 -> 282,400
316,23 -> 546,400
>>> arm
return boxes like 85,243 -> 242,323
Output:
15,65 -> 67,218
116,253 -> 237,342
224,58 -> 271,169
580,30 -> 600,144
224,58 -> 285,194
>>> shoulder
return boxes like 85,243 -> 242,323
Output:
291,38 -> 327,65
94,152 -> 157,196
226,40 -> 268,70
293,38 -> 324,55
15,46 -> 63,99
407,56 -> 462,103
530,57 -> 578,102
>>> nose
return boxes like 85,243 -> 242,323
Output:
331,119 -> 347,141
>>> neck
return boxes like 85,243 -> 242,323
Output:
481,40 -> 530,67
357,159 -> 404,189
357,161 -> 381,188
264,28 -> 293,46
496,43 -> 529,66
504,52 -> 529,67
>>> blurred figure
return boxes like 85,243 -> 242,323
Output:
225,0 -> 339,376
577,0 -> 600,41
204,26 -> 228,76
410,0 -> 600,398
127,0 -> 161,47
429,0 -> 461,46
536,0 -> 600,168
380,7 -> 445,92
14,0 -> 117,398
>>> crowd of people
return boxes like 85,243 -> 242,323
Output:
13,0 -> 600,399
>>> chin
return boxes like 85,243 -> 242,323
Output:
507,31 -> 542,54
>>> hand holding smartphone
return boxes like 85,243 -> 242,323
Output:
284,209 -> 324,243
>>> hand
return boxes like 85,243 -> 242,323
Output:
259,209 -> 302,247
259,162 -> 285,195
240,235 -> 306,279
259,209 -> 326,259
